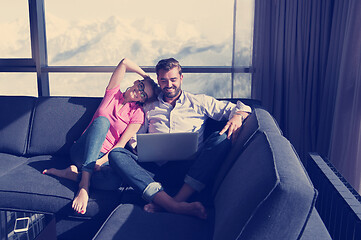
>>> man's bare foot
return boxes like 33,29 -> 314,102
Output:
144,202 -> 163,213
176,201 -> 207,219
145,201 -> 207,219
72,187 -> 89,214
43,165 -> 78,181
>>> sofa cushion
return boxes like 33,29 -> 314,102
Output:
0,155 -> 75,213
0,96 -> 36,155
0,153 -> 28,177
27,97 -> 101,156
213,132 -> 316,240
212,107 -> 283,195
0,155 -> 122,217
93,204 -> 212,240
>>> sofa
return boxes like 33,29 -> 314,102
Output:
0,95 -> 331,240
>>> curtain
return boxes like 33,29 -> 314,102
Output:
251,0 -> 361,193
252,0 -> 335,160
328,0 -> 361,193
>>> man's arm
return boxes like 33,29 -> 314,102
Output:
200,94 -> 251,141
219,110 -> 250,142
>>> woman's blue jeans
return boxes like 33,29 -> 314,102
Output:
69,116 -> 123,190
108,131 -> 231,202
70,116 -> 110,173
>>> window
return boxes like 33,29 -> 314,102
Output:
0,0 -> 31,58
233,73 -> 251,98
44,0 -> 235,66
49,72 -> 233,98
0,1 -> 254,98
49,72 -> 112,97
0,73 -> 37,96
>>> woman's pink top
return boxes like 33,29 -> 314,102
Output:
88,85 -> 144,153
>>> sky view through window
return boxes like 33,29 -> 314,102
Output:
0,0 -> 254,97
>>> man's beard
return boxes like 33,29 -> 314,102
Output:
163,86 -> 181,98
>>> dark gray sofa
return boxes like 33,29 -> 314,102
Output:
0,95 -> 331,240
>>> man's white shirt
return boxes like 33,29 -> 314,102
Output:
132,91 -> 251,148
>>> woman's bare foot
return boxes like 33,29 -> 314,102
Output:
72,187 -> 89,214
42,165 -> 78,181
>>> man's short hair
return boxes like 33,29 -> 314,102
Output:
155,58 -> 182,76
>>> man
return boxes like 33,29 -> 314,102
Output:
109,58 -> 251,219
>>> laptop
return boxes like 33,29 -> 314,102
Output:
136,132 -> 198,162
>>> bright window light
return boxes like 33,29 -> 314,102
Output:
0,0 -> 31,58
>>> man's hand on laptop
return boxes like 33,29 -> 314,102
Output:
219,111 -> 249,143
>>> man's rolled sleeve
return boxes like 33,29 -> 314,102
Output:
229,101 -> 252,120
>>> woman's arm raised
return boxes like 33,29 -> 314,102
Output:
107,58 -> 149,90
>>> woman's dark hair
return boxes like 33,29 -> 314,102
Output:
155,58 -> 182,76
137,76 -> 160,106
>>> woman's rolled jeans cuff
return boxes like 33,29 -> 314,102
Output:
142,182 -> 163,202
81,163 -> 97,174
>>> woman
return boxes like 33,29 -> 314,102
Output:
43,58 -> 158,214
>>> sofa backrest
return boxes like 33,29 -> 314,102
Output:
212,107 -> 283,195
212,132 -> 316,240
0,96 -> 36,156
27,97 -> 101,156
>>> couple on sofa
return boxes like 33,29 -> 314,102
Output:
43,57 -> 251,219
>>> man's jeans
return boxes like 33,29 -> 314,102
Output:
185,131 -> 231,191
108,131 -> 231,202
